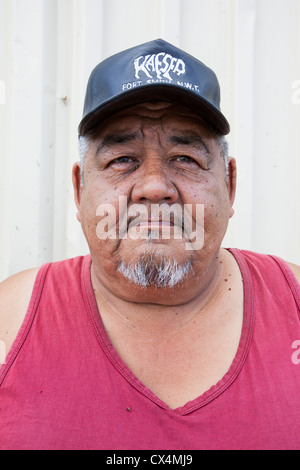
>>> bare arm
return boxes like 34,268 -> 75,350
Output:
287,262 -> 300,284
0,268 -> 39,366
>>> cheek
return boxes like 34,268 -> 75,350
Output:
79,184 -> 127,250
81,176 -> 118,213
189,181 -> 230,231
205,195 -> 231,244
79,186 -> 108,239
188,176 -> 228,208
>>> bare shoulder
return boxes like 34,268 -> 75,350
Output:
0,268 -> 39,365
286,262 -> 300,284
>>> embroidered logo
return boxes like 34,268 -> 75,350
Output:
134,52 -> 186,81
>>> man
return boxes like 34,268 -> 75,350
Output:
0,39 -> 299,450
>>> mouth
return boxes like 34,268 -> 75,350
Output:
127,209 -> 183,229
131,219 -> 175,229
127,214 -> 184,238
113,201 -> 204,249
95,199 -> 204,251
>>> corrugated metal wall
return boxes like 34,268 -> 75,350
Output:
0,0 -> 299,281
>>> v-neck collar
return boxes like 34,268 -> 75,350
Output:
82,248 -> 254,416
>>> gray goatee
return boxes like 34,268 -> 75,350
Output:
117,252 -> 193,289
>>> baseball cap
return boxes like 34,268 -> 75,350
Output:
79,38 -> 230,136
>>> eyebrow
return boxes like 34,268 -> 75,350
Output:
95,132 -> 211,156
96,133 -> 138,155
169,135 -> 210,154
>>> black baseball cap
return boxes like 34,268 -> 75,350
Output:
78,38 -> 230,136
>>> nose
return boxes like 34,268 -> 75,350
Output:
131,157 -> 179,204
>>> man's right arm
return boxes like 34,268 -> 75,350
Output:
0,268 -> 39,366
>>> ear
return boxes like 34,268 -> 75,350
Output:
227,157 -> 237,219
72,162 -> 82,223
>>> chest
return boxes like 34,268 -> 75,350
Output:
103,291 -> 244,409
1,309 -> 300,450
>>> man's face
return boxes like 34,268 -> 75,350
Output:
73,102 -> 236,299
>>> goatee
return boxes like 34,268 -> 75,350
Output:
117,252 -> 193,289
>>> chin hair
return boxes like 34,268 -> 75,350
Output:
117,252 -> 193,289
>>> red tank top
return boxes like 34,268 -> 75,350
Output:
0,249 -> 300,450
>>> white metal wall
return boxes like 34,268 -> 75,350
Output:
0,0 -> 299,281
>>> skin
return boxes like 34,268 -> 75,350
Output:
73,102 -> 237,306
71,102 -> 244,407
1,101 -> 300,408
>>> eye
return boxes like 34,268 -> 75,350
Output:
111,156 -> 133,164
173,154 -> 210,171
106,156 -> 139,172
176,155 -> 195,163
107,156 -> 137,168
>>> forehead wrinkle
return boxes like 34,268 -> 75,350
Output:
94,112 -> 215,157
139,120 -> 165,150
95,116 -> 165,155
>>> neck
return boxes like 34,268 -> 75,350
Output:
91,249 -> 229,338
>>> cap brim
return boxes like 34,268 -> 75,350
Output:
78,84 -> 230,136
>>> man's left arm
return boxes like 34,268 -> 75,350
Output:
287,262 -> 300,284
